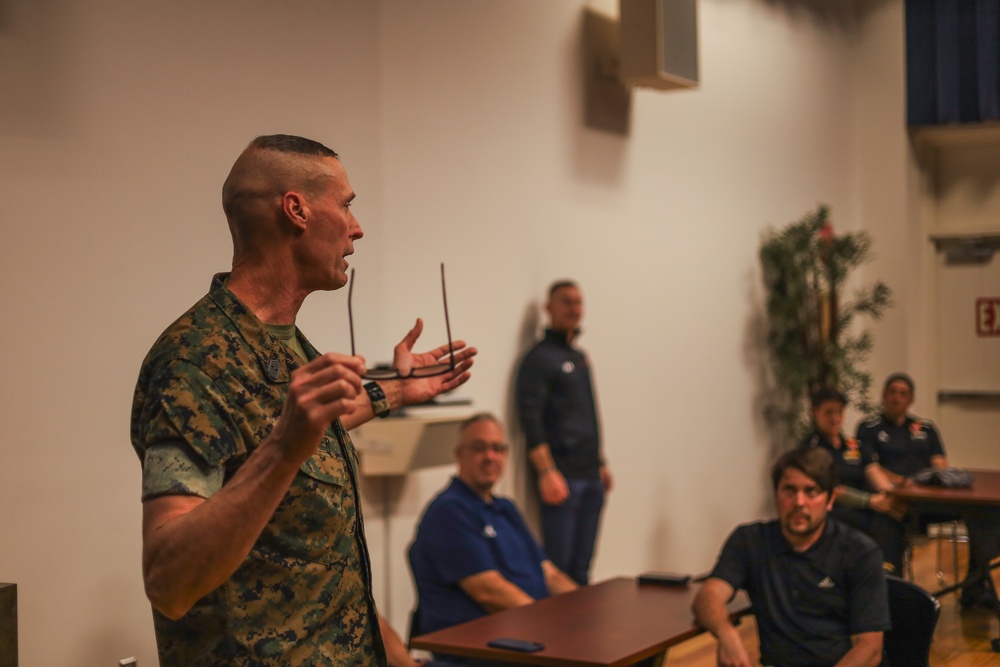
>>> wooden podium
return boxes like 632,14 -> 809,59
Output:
351,407 -> 472,621
352,408 -> 471,476
0,583 -> 15,667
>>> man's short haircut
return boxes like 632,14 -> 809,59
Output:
548,280 -> 578,300
248,134 -> 338,159
883,372 -> 915,394
771,446 -> 838,494
810,386 -> 846,409
222,134 -> 340,224
459,412 -> 501,437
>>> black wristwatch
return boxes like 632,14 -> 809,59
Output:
364,381 -> 391,419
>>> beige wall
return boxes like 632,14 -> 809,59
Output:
0,1 -> 927,665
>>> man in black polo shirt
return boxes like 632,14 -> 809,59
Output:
692,447 -> 888,667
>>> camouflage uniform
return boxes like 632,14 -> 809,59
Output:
130,273 -> 386,667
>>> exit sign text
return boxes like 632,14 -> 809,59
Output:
977,298 -> 1000,336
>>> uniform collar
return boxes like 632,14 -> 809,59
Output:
450,476 -> 498,508
207,272 -> 315,384
544,327 -> 581,345
810,430 -> 849,450
880,412 -> 913,428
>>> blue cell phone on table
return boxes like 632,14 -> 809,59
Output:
487,637 -> 545,652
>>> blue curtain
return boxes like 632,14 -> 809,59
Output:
907,0 -> 1000,125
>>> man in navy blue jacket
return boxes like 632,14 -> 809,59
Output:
516,281 -> 612,585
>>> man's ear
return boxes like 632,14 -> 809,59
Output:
827,488 -> 838,511
281,192 -> 309,231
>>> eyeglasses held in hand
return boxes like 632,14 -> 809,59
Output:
348,263 -> 455,380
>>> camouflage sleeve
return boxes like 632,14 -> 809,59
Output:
139,359 -> 243,469
142,441 -> 225,500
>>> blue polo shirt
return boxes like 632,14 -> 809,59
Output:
408,477 -> 550,635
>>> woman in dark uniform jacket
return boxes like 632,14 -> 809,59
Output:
798,387 -> 907,574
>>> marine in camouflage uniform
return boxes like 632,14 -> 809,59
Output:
131,273 -> 386,666
131,135 -> 475,667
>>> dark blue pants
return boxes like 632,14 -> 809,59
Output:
960,506 -> 1000,606
541,476 -> 605,585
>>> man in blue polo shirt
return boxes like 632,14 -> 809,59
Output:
692,447 -> 889,667
408,413 -> 578,638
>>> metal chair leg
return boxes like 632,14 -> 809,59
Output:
936,522 -> 946,586
933,520 -> 967,591
951,520 -> 961,587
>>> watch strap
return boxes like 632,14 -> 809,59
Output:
364,381 -> 391,419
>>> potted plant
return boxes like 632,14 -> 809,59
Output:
759,204 -> 892,449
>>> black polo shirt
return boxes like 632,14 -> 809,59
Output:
709,519 -> 889,667
856,414 -> 945,479
798,431 -> 877,492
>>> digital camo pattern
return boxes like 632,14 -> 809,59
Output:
130,273 -> 386,667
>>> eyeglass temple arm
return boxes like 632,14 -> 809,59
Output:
441,262 -> 455,368
350,265 -> 453,368
348,268 -> 357,357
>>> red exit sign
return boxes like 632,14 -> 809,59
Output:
977,298 -> 1000,336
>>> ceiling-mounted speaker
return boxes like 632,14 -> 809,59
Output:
619,0 -> 698,90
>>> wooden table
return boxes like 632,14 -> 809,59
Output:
410,577 -> 749,666
889,469 -> 1000,507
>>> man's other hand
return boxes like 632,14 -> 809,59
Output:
716,630 -> 754,667
600,464 -> 613,493
389,317 -> 477,406
539,468 -> 569,505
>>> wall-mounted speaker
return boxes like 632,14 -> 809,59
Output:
619,0 -> 698,90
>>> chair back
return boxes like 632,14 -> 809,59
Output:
406,606 -> 421,646
884,574 -> 940,667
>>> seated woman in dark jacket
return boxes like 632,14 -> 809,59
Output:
798,387 -> 907,573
